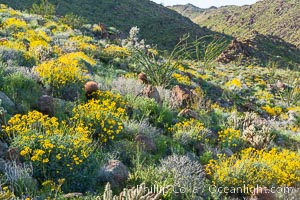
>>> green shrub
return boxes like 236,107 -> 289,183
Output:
30,0 -> 56,16
4,111 -> 98,192
59,13 -> 87,29
3,72 -> 42,113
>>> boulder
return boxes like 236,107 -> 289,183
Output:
178,108 -> 199,119
135,135 -> 157,152
0,92 -> 15,112
139,85 -> 161,104
98,160 -> 129,189
84,81 -> 99,95
137,72 -> 149,84
37,95 -> 54,115
170,85 -> 194,109
0,141 -> 8,158
84,81 -> 99,99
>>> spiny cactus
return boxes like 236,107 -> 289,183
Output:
241,112 -> 274,149
103,182 -> 171,200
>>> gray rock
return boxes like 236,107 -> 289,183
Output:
0,141 -> 8,158
0,92 -> 15,112
135,135 -> 157,152
37,95 -> 54,115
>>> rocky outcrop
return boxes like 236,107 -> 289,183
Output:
138,85 -> 161,104
170,85 -> 195,109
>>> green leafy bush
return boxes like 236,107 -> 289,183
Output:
4,111 -> 98,192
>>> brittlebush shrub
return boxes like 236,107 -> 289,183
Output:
169,118 -> 210,147
35,52 -> 95,89
4,111 -> 97,192
206,147 -> 300,194
71,90 -> 127,142
35,51 -> 96,99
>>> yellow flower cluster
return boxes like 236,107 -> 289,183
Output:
103,45 -> 130,58
69,36 -> 97,53
218,128 -> 242,148
35,52 -> 95,88
262,105 -> 282,116
206,147 -> 300,190
72,91 -> 127,142
172,73 -> 191,86
4,111 -> 93,177
14,29 -> 51,59
225,78 -> 242,88
3,17 -> 27,30
170,118 -> 206,143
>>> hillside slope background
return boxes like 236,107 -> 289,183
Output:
0,0 -> 212,50
169,0 -> 300,48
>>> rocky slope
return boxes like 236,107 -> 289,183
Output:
0,0 -> 213,50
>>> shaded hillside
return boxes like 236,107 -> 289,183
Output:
0,0 -> 212,50
170,0 -> 300,48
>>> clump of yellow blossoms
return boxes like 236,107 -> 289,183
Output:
4,110 -> 94,185
72,90 -> 127,142
35,52 -> 95,88
225,78 -> 242,88
3,17 -> 27,31
170,118 -> 209,145
218,128 -> 243,148
206,147 -> 300,192
69,36 -> 97,53
103,45 -> 130,58
172,73 -> 191,86
261,105 -> 282,116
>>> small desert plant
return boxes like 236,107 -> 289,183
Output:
241,112 -> 275,149
59,13 -> 87,29
103,182 -> 171,200
4,161 -> 37,197
30,0 -> 56,16
3,72 -> 42,113
131,35 -> 190,87
71,91 -> 127,143
159,155 -> 208,199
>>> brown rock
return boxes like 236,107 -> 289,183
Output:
84,81 -> 99,99
135,135 -> 157,152
139,85 -> 161,104
170,85 -> 194,109
4,148 -> 20,163
84,81 -> 99,95
37,95 -> 54,115
98,160 -> 129,189
178,108 -> 199,119
138,72 -> 149,84
250,187 -> 276,200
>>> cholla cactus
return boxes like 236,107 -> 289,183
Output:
242,112 -> 274,149
103,182 -> 171,200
